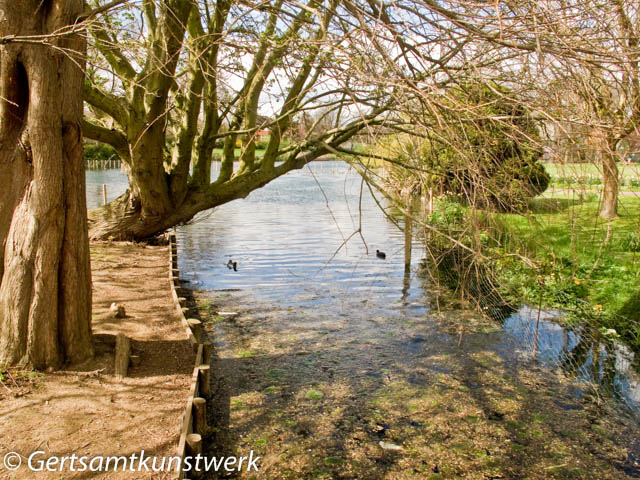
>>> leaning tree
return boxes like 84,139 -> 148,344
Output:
0,0 -> 92,369
83,0 -> 477,241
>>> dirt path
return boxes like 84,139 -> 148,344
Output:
200,290 -> 640,480
0,242 -> 194,479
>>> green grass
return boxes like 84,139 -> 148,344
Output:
542,162 -> 640,179
490,196 -> 640,348
304,389 -> 324,401
543,163 -> 640,191
212,148 -> 267,159
237,349 -> 258,358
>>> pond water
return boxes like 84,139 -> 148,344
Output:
86,163 -> 640,414
87,163 -> 640,477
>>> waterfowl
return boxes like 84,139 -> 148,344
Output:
376,250 -> 386,259
226,260 -> 238,271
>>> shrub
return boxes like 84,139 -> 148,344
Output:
388,81 -> 550,212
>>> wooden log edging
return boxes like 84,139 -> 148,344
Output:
168,233 -> 199,349
168,232 -> 213,480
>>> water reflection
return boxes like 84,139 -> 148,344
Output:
85,164 -> 640,415
503,306 -> 640,411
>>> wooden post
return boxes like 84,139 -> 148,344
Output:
198,366 -> 211,398
102,184 -> 107,206
114,333 -> 130,379
187,319 -> 202,343
404,203 -> 413,272
185,433 -> 203,479
192,397 -> 208,437
202,341 -> 212,363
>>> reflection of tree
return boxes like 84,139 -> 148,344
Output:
561,333 -> 595,379
561,332 -> 620,401
600,345 -> 618,399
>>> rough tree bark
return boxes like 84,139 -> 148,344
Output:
0,0 -> 93,369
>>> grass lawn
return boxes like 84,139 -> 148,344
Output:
542,162 -> 640,179
543,162 -> 640,190
492,196 -> 640,348
212,147 -> 267,158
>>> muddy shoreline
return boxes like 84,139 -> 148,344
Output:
194,288 -> 640,479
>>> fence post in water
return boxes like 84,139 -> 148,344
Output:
404,195 -> 417,272
102,184 -> 107,206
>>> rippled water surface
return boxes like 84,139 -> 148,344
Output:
86,164 -> 640,416
177,163 -> 428,319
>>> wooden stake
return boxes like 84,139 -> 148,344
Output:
192,397 -> 208,437
114,333 -> 130,379
187,319 -> 202,343
198,365 -> 211,398
129,355 -> 141,368
185,433 -> 203,479
202,341 -> 212,363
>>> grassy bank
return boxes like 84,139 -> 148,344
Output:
543,162 -> 640,191
543,162 -> 640,178
485,196 -> 640,349
424,190 -> 640,350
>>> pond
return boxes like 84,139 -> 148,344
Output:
87,163 -> 640,478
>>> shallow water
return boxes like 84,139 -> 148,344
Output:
86,163 -> 640,414
87,164 -> 640,477
177,163 -> 427,319
85,167 -> 129,210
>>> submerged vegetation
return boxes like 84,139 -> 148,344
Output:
200,286 -> 639,480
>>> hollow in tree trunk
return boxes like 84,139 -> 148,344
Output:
0,0 -> 93,369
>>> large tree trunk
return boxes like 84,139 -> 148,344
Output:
0,0 -> 93,369
600,140 -> 619,219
